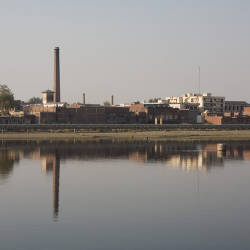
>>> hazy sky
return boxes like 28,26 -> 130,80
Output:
0,0 -> 249,104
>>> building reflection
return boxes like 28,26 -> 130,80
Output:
1,140 -> 250,217
23,147 -> 60,218
127,143 -> 247,172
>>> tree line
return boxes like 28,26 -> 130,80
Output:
0,84 -> 43,114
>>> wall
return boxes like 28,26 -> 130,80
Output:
205,114 -> 250,125
130,104 -> 198,124
243,107 -> 250,116
204,115 -> 223,125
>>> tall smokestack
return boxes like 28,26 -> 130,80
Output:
53,47 -> 60,103
82,93 -> 85,105
111,95 -> 114,106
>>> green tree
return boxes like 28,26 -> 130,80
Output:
148,98 -> 160,103
28,97 -> 42,104
103,101 -> 111,106
0,84 -> 14,112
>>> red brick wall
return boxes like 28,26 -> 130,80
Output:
243,107 -> 250,116
205,114 -> 250,125
130,105 -> 197,124
129,104 -> 147,114
204,115 -> 223,125
104,107 -> 130,114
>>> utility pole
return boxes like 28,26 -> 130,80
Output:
198,66 -> 201,94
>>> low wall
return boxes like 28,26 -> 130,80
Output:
1,123 -> 250,132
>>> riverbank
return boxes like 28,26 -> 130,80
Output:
1,130 -> 250,141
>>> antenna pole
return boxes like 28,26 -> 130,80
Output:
198,66 -> 201,94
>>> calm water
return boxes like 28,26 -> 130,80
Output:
0,140 -> 250,250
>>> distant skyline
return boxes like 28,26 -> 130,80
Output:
0,0 -> 249,104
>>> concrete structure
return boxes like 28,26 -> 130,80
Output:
53,47 -> 60,103
166,93 -> 225,114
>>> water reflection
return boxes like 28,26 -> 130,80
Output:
1,141 -> 250,173
1,141 -> 250,218
30,147 -> 60,219
0,149 -> 21,181
41,150 -> 60,218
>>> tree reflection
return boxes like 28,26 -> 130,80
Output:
0,150 -> 19,180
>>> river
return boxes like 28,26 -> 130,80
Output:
0,140 -> 250,250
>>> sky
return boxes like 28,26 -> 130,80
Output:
0,0 -> 249,104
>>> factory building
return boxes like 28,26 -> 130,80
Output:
23,47 -> 204,125
129,103 -> 199,124
27,106 -> 137,124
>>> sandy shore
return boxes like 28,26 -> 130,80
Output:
1,130 -> 250,141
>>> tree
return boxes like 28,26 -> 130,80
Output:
0,84 -> 14,112
148,98 -> 161,103
103,101 -> 111,106
28,97 -> 42,104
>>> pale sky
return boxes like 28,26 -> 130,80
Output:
0,0 -> 249,104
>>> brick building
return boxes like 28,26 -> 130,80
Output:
204,114 -> 250,125
243,107 -> 250,116
23,102 -> 199,124
24,105 -> 137,124
104,106 -> 136,124
129,103 -> 198,124
224,101 -> 248,115
25,106 -> 105,124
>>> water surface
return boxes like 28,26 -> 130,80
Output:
0,141 -> 250,250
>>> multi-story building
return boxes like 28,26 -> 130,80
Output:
165,93 -> 225,114
224,101 -> 248,115
167,102 -> 200,111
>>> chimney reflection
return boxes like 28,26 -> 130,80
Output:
53,154 -> 60,218
41,151 -> 60,219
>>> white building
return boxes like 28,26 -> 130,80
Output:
165,93 -> 225,114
